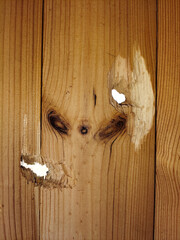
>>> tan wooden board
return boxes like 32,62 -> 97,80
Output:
40,0 -> 156,239
0,0 -> 42,239
155,0 -> 180,239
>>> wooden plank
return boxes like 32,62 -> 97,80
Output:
155,0 -> 180,239
0,0 -> 42,239
40,0 -> 156,239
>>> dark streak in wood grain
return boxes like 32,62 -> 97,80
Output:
47,109 -> 70,136
93,89 -> 97,106
95,115 -> 126,141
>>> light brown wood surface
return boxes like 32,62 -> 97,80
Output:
0,0 -> 42,239
155,0 -> 180,239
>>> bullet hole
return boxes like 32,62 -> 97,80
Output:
80,126 -> 88,135
111,89 -> 126,104
21,159 -> 49,179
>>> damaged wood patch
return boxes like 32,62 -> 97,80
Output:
108,49 -> 155,149
21,154 -> 76,188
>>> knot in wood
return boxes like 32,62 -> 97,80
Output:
80,125 -> 88,135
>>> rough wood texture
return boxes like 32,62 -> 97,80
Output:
155,0 -> 180,239
40,0 -> 156,239
0,0 -> 42,239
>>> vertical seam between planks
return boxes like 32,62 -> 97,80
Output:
153,0 -> 158,239
40,0 -> 45,239
40,0 -> 44,148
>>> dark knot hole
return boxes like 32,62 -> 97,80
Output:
80,126 -> 88,135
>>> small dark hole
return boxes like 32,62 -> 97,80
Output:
80,126 -> 88,135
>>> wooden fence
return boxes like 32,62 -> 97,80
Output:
0,0 -> 179,239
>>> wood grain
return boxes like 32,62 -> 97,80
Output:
155,0 -> 180,239
40,0 -> 156,239
0,0 -> 42,239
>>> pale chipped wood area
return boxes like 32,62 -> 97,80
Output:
0,0 -> 42,239
108,50 -> 155,149
155,0 -> 180,239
